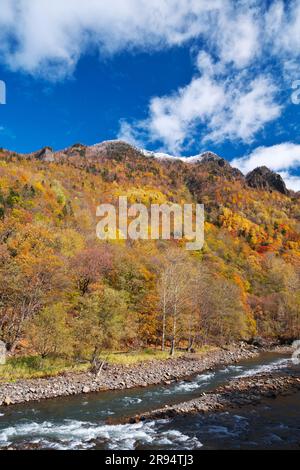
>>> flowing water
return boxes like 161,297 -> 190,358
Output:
0,352 -> 299,450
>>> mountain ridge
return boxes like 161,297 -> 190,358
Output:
3,139 -> 292,194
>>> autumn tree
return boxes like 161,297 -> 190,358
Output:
158,250 -> 193,356
70,246 -> 113,295
0,241 -> 67,351
26,303 -> 73,358
73,287 -> 128,374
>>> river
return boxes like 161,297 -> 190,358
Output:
0,352 -> 299,450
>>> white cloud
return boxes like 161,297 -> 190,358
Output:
111,1 -> 297,152
146,74 -> 226,153
205,76 -> 282,143
122,72 -> 281,153
0,0 -> 222,78
278,171 -> 300,192
196,51 -> 216,76
265,0 -> 300,59
212,4 -> 261,69
117,1 -> 300,153
117,120 -> 144,148
232,142 -> 300,174
232,142 -> 300,191
2,1 -> 299,78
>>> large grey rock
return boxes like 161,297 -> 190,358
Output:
35,147 -> 55,162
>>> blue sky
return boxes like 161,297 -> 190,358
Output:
0,47 -> 195,151
1,0 -> 300,190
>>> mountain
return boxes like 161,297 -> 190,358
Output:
1,140 -> 295,198
24,140 -> 289,195
246,166 -> 289,195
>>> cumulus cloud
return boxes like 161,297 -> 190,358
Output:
121,72 -> 281,153
232,143 -> 300,191
265,1 -> 300,59
146,74 -> 226,153
232,142 -> 300,173
117,120 -> 144,148
204,76 -> 282,143
211,3 -> 261,69
278,172 -> 300,192
0,0 -> 221,78
114,1 -> 300,152
1,1 -> 299,78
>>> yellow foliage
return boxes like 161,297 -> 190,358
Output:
55,229 -> 85,257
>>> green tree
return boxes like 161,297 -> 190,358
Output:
73,287 -> 128,374
26,304 -> 73,358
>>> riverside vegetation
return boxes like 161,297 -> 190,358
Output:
0,141 -> 299,381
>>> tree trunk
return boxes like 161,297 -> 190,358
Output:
7,339 -> 18,354
96,360 -> 106,378
187,336 -> 194,352
170,338 -> 175,356
161,290 -> 166,351
170,302 -> 177,356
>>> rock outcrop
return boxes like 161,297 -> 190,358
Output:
35,147 -> 54,162
246,166 -> 289,195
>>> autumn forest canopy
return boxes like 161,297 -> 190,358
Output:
0,140 -> 300,369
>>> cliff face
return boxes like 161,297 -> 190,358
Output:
246,166 -> 289,195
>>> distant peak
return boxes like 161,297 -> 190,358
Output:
62,140 -> 223,164
198,151 -> 222,162
246,166 -> 289,195
35,146 -> 54,162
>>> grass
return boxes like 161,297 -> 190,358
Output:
0,356 -> 89,383
0,346 -> 217,382
103,348 -> 183,365
194,345 -> 219,355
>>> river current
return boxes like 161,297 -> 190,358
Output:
0,352 -> 299,450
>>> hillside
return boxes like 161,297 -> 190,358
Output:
0,141 -> 299,364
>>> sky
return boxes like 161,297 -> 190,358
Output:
0,0 -> 300,190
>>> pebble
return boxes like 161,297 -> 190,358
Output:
0,344 -> 282,407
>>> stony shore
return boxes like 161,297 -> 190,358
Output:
126,370 -> 300,424
0,344 -> 267,407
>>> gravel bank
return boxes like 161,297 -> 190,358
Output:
0,344 -> 263,407
126,370 -> 300,423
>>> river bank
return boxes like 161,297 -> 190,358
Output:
0,343 -> 282,407
126,369 -> 300,424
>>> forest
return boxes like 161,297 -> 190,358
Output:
0,141 -> 299,377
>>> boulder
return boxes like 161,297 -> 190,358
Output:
4,396 -> 12,406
